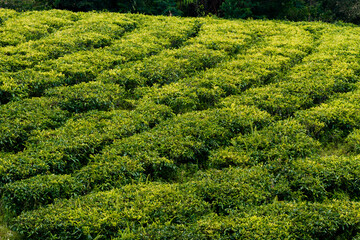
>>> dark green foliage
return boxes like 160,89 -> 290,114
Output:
220,0 -> 258,19
2,0 -> 360,23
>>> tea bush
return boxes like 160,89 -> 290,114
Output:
99,44 -> 227,91
0,70 -> 65,103
0,102 -> 174,184
209,119 -> 320,168
1,155 -> 146,215
45,81 -> 127,112
219,27 -> 360,119
184,166 -> 290,214
98,105 -> 271,170
135,21 -> 314,114
346,129 -> 360,154
284,155 -> 360,201
295,98 -> 360,141
1,11 -> 360,240
11,183 -> 211,240
188,200 -> 360,240
0,10 -> 75,47
0,97 -> 69,152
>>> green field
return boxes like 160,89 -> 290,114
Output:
1,9 -> 360,239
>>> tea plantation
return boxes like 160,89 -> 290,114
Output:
1,9 -> 360,240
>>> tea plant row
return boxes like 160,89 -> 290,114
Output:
1,9 -> 360,239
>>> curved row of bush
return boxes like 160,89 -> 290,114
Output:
10,163 -> 360,239
222,25 -> 360,119
0,101 -> 174,185
0,104 -> 271,215
134,20 -> 314,114
1,11 -> 360,239
0,13 -> 204,104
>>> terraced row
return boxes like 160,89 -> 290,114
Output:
1,10 -> 360,240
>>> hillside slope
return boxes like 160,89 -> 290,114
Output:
1,9 -> 360,239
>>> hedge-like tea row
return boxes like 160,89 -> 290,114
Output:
98,44 -> 228,91
2,11 -> 360,239
45,81 -> 128,112
0,15 -> 200,103
0,104 -> 270,215
11,183 -> 211,240
8,166 -> 281,238
0,9 -> 76,47
285,155 -> 360,201
97,19 -> 264,94
98,105 -> 271,167
0,70 -> 65,104
135,20 -> 314,114
101,15 -> 203,62
222,25 -> 360,119
209,119 -> 320,168
34,16 -> 199,85
176,200 -> 360,240
0,12 -> 135,73
10,178 -> 360,239
0,101 -> 174,185
296,90 -> 360,141
0,97 -> 69,152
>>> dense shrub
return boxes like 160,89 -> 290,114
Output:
184,166 -> 290,213
1,104 -> 176,213
100,44 -> 227,91
0,102 -> 174,184
190,200 -> 360,240
1,174 -> 82,215
284,155 -> 360,201
346,129 -> 360,154
296,99 -> 360,141
11,183 -> 211,240
134,20 -> 314,115
209,119 -> 320,167
45,81 -> 127,112
1,155 -> 144,215
137,82 -> 226,114
0,97 -> 69,152
0,70 -> 65,103
98,105 -> 271,169
1,12 -> 360,240
218,26 -> 360,119
102,16 -> 199,61
0,10 -> 75,47
11,187 -> 360,239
